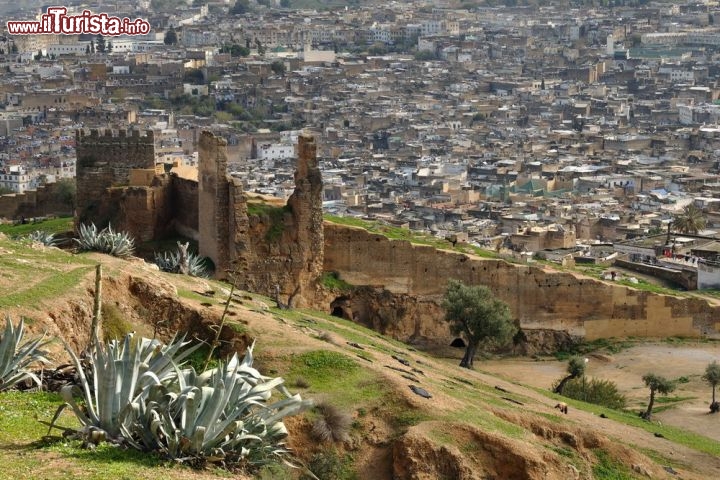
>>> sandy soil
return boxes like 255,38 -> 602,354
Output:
480,342 -> 720,442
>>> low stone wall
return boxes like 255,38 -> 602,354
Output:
0,182 -> 73,220
614,258 -> 696,290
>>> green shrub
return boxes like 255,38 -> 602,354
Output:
302,448 -> 357,480
320,272 -> 353,291
557,377 -> 626,410
247,203 -> 291,242
101,304 -> 134,342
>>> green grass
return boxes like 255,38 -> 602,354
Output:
0,216 -> 73,236
0,265 -> 93,309
592,449 -> 636,480
616,278 -> 682,295
554,337 -> 637,360
287,350 -> 388,409
655,395 -> 696,404
320,271 -> 354,291
324,215 -> 499,259
247,203 -> 291,242
0,390 -> 234,480
538,389 -> 720,457
177,288 -> 224,304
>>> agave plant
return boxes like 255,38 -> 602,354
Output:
154,249 -> 209,277
24,230 -> 59,247
0,317 -> 51,392
75,223 -> 135,258
121,341 -> 312,466
99,224 -> 135,258
52,333 -> 202,440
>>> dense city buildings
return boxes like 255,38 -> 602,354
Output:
5,0 -> 720,286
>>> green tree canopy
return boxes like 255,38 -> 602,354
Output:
52,178 -> 76,213
230,0 -> 250,14
641,373 -> 675,420
270,60 -> 286,76
703,361 -> 720,412
673,203 -> 706,234
553,355 -> 586,395
441,279 -> 516,369
96,34 -> 106,53
164,27 -> 178,45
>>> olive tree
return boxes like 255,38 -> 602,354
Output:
703,361 -> 720,413
553,356 -> 586,395
641,373 -> 675,420
441,279 -> 516,369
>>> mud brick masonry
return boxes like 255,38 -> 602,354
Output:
72,128 -> 720,350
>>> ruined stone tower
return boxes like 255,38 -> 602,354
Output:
75,128 -> 155,226
198,131 -> 231,276
197,131 -> 324,306
285,134 -> 324,302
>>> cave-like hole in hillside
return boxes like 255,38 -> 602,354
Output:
330,296 -> 352,321
450,338 -> 466,348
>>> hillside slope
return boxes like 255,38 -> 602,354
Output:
1,233 -> 719,479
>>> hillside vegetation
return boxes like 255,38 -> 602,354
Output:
1,229 -> 720,479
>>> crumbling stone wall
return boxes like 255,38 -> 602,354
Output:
227,134 -> 324,306
0,182 -> 73,220
198,131 -> 231,276
75,129 -> 155,226
323,223 -> 720,347
170,175 -> 199,240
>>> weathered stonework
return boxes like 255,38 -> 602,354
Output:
72,127 -> 720,350
198,131 -> 230,276
75,129 -> 155,227
229,134 -> 324,306
323,222 -> 720,348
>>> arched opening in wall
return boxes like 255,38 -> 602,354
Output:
330,296 -> 352,321
450,338 -> 466,348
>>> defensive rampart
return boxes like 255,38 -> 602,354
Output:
323,223 -> 720,347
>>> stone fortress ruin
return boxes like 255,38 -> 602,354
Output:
73,128 -> 720,352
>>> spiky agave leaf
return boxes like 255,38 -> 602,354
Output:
123,341 -> 311,466
24,230 -> 59,247
53,332 -> 201,440
154,248 -> 209,277
0,316 -> 51,392
74,222 -> 135,257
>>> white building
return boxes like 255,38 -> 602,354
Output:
256,143 -> 295,162
0,166 -> 31,193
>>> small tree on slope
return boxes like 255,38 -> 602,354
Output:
703,361 -> 720,413
553,356 -> 586,395
641,373 -> 675,420
441,279 -> 516,369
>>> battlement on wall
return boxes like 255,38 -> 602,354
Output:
75,128 -> 154,143
75,127 -> 157,226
